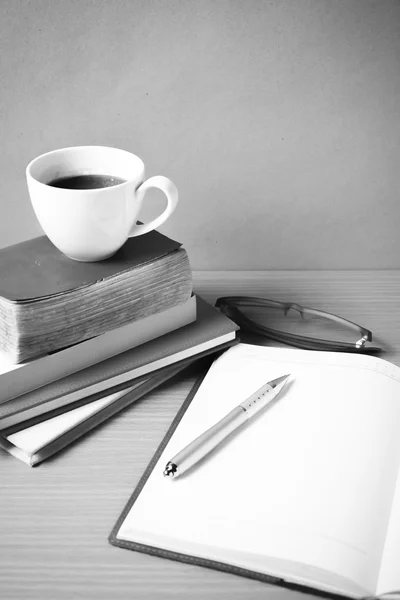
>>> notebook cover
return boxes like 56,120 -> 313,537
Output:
0,298 -> 239,427
0,229 -> 181,301
108,371 -> 346,600
0,356 -> 213,466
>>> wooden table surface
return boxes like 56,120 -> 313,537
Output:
1,271 -> 400,600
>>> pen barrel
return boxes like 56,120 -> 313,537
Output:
172,406 -> 246,476
239,383 -> 275,417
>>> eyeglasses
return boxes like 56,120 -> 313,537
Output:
215,296 -> 382,354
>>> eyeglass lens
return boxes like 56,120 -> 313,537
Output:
240,303 -> 363,345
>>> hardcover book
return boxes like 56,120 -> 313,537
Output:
0,230 -> 192,362
0,359 -> 203,466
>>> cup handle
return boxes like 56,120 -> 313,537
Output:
129,175 -> 178,237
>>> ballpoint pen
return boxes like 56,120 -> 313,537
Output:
163,373 -> 290,478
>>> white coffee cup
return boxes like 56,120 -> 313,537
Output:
26,146 -> 178,261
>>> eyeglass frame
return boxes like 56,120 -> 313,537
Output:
215,296 -> 382,354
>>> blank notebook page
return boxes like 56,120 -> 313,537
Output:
116,343 -> 400,598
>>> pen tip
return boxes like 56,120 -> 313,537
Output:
163,462 -> 177,478
270,374 -> 290,391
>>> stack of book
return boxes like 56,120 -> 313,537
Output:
0,230 -> 239,466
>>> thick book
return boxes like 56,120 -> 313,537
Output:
0,229 -> 192,362
0,295 -> 196,405
0,297 -> 239,429
0,358 -> 209,467
110,343 -> 400,599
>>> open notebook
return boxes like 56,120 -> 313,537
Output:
110,343 -> 400,599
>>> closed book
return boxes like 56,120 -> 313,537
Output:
0,297 -> 239,429
0,295 -> 196,405
110,343 -> 400,599
0,229 -> 192,362
0,358 -> 207,467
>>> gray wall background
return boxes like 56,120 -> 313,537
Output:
1,0 -> 399,269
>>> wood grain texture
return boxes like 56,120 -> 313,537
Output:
1,271 -> 400,600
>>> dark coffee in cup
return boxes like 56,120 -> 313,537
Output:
47,174 -> 126,190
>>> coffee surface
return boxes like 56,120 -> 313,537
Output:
47,174 -> 126,190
